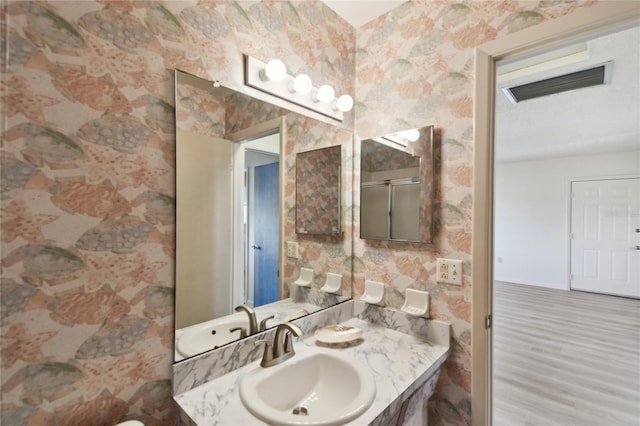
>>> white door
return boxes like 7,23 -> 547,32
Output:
570,178 -> 640,298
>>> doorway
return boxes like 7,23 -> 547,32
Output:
492,24 -> 640,420
570,177 -> 640,298
228,117 -> 284,311
471,3 -> 640,425
245,149 -> 280,307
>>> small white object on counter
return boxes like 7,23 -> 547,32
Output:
315,325 -> 363,344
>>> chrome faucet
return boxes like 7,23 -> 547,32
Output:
255,322 -> 303,368
235,304 -> 258,335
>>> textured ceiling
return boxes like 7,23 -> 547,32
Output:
323,1 -> 639,164
495,24 -> 639,163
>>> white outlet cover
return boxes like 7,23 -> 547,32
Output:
436,258 -> 462,286
286,241 -> 299,258
447,259 -> 462,286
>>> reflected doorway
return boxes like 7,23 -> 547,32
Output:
234,131 -> 281,309
245,146 -> 280,307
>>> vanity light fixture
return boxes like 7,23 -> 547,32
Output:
260,59 -> 287,82
335,94 -> 354,112
314,84 -> 336,103
290,74 -> 313,95
403,129 -> 420,142
244,55 -> 352,121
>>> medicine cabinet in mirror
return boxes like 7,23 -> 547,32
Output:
174,70 -> 353,362
360,126 -> 434,243
296,146 -> 341,236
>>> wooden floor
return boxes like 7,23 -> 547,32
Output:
492,281 -> 640,426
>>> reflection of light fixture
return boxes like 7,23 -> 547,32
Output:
404,128 -> 420,142
382,128 -> 421,147
335,94 -> 354,112
244,55 -> 351,121
212,80 -> 221,88
314,84 -> 335,103
290,74 -> 313,95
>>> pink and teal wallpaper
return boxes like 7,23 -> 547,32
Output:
296,146 -> 342,235
353,1 -> 598,424
1,0 -> 601,425
1,1 -> 353,424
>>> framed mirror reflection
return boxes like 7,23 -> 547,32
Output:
360,126 -> 434,243
295,146 -> 342,236
174,70 -> 352,362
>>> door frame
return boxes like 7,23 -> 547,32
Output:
471,3 -> 640,425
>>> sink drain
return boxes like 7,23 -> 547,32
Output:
292,406 -> 308,416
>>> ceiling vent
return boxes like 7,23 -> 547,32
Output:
502,62 -> 612,103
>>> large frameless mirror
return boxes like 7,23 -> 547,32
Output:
174,70 -> 352,362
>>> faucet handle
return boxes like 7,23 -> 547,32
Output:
254,339 -> 274,367
259,315 -> 275,331
277,322 -> 303,337
230,327 -> 247,338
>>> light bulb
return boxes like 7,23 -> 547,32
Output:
315,84 -> 335,103
335,94 -> 354,112
291,74 -> 312,95
405,129 -> 420,142
260,59 -> 287,82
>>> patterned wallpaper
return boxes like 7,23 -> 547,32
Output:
296,146 -> 342,235
0,0 -> 602,425
175,79 -> 225,138
0,1 -> 353,425
353,1 -> 598,424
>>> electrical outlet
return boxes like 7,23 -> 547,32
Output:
439,262 -> 449,279
286,241 -> 299,258
436,258 -> 462,285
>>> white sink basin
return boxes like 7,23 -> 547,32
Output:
239,349 -> 376,425
176,317 -> 248,358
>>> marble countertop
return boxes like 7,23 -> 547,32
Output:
174,317 -> 449,425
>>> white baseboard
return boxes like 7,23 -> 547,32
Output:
494,276 -> 568,290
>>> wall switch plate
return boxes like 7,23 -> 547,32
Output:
436,258 -> 462,285
286,241 -> 299,258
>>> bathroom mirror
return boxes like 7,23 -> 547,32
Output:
360,126 -> 434,243
296,146 -> 342,236
174,70 -> 352,362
